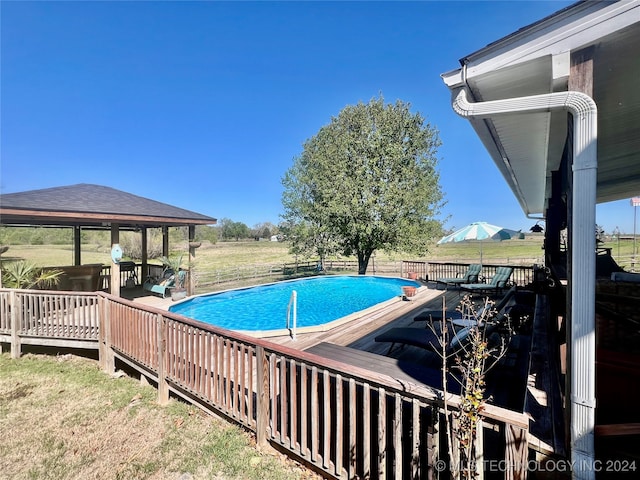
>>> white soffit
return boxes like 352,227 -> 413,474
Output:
441,0 -> 640,213
461,1 -> 640,78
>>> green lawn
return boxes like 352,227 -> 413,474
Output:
0,353 -> 318,480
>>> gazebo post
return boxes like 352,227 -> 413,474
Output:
188,225 -> 196,296
110,225 -> 121,297
162,226 -> 169,257
73,226 -> 81,266
141,227 -> 148,286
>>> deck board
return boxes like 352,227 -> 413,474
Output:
305,342 -> 453,392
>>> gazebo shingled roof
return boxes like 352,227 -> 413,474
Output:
0,183 -> 217,296
0,183 -> 217,228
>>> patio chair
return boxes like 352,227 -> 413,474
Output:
143,268 -> 181,298
375,287 -> 516,356
435,264 -> 482,289
414,286 -> 517,324
459,266 -> 514,295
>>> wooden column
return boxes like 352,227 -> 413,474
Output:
188,225 -> 196,296
110,225 -> 121,297
73,226 -> 81,265
570,46 -> 594,97
162,226 -> 169,257
141,227 -> 148,284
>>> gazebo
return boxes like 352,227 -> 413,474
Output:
0,183 -> 217,296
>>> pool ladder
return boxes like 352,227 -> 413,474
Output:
286,290 -> 297,340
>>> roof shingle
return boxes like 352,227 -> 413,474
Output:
0,184 -> 217,227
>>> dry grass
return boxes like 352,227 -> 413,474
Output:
2,236 -> 548,270
0,353 -> 320,480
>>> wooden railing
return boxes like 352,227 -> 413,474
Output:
402,261 -> 429,280
427,262 -> 534,287
1,288 -> 530,479
94,260 -> 534,293
0,289 -> 99,352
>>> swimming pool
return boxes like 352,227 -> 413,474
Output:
169,275 -> 420,337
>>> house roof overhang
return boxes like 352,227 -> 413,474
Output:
0,184 -> 217,229
441,0 -> 640,216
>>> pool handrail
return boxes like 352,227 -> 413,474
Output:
286,289 -> 297,340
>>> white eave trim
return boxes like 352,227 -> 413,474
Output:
442,0 -> 640,88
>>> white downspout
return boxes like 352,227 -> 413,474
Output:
452,88 -> 597,480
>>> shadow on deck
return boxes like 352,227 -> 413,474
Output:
295,282 -> 564,464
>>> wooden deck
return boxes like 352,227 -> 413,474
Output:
1,284 -> 541,478
127,282 -> 562,449
264,284 -> 535,411
128,284 -> 532,410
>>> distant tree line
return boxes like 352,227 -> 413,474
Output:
0,221 -> 282,249
216,219 -> 280,242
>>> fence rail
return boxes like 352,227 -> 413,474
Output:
426,262 -> 534,287
95,259 -> 536,294
1,286 -> 530,479
0,289 -> 99,351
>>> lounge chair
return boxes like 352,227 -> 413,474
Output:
376,287 -> 516,355
414,286 -> 517,323
435,264 -> 482,289
143,268 -> 184,298
459,266 -> 514,295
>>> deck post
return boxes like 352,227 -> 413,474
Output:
10,290 -> 21,359
426,407 -> 440,480
255,345 -> 270,447
100,296 -> 115,374
98,296 -> 106,369
504,423 -> 528,480
157,313 -> 169,405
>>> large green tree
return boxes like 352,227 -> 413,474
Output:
281,95 -> 445,274
218,218 -> 250,241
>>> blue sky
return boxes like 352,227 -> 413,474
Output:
2,1 -> 637,234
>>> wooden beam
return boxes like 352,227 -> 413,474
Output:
0,207 -> 215,226
595,423 -> 640,437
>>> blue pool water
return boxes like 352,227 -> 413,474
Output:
169,275 -> 419,333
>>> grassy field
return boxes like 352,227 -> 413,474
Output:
0,352 -> 319,480
2,234 -> 638,274
2,235 -> 547,268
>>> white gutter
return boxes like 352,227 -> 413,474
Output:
452,88 -> 597,480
